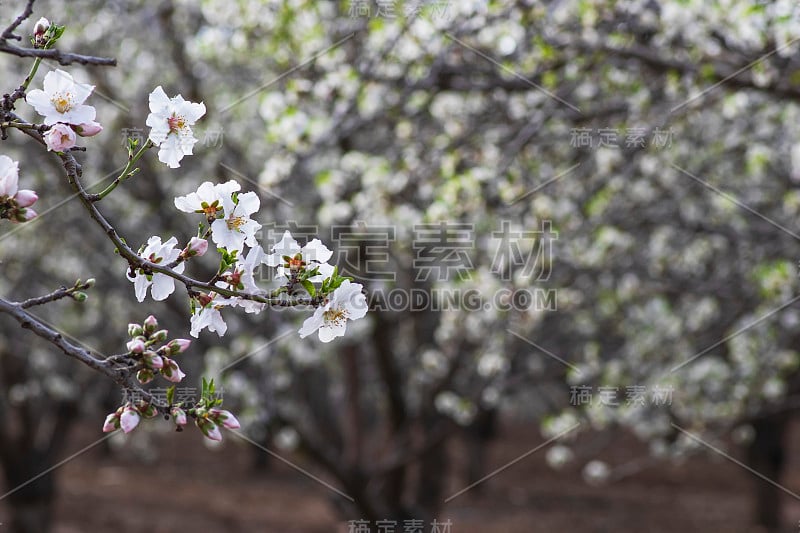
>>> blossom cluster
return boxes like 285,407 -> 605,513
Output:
9,14 -> 368,449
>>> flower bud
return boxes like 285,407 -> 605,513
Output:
126,338 -> 145,354
171,407 -> 187,426
102,412 -> 119,432
143,315 -> 158,333
151,329 -> 168,342
120,405 -> 141,434
182,237 -> 208,258
136,401 -> 158,418
72,291 -> 87,302
161,357 -> 185,383
167,338 -> 191,355
209,408 -> 240,429
33,17 -> 50,37
14,189 -> 37,208
85,278 -> 96,288
128,323 -> 144,337
143,351 -> 164,370
196,417 -> 222,441
136,368 -> 154,384
75,121 -> 103,137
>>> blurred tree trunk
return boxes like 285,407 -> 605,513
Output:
746,414 -> 789,532
465,408 -> 497,490
0,349 -> 77,533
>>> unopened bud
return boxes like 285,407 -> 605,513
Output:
75,121 -> 103,137
152,329 -> 168,342
14,189 -> 37,208
182,237 -> 208,258
143,315 -> 158,333
127,338 -> 145,354
171,407 -> 187,426
143,351 -> 164,370
33,17 -> 50,37
128,323 -> 143,337
167,338 -> 191,355
136,368 -> 154,384
72,291 -> 87,302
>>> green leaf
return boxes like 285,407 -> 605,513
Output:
301,280 -> 316,297
166,385 -> 175,405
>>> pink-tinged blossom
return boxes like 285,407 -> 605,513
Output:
299,280 -> 368,343
146,86 -> 206,168
26,70 -> 96,126
44,123 -> 77,152
120,405 -> 141,434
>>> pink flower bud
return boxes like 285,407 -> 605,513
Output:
102,412 -> 119,432
167,338 -> 191,355
18,208 -> 37,222
75,121 -> 103,137
14,189 -> 37,208
197,418 -> 222,441
143,315 -> 158,333
171,407 -> 187,426
44,123 -> 77,152
161,358 -> 185,383
128,323 -> 143,337
120,406 -> 141,434
143,352 -> 163,369
209,408 -> 240,429
126,338 -> 145,354
183,237 -> 208,258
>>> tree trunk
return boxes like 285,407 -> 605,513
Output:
746,414 -> 788,531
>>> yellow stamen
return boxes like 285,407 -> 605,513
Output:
52,92 -> 73,114
226,215 -> 245,231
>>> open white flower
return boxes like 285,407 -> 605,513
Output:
265,230 -> 335,282
190,293 -> 231,337
210,191 -> 261,252
217,245 -> 267,314
26,69 -> 96,126
174,180 -> 240,217
146,86 -> 206,168
298,280 -> 368,343
127,236 -> 184,302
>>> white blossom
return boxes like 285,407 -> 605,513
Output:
127,236 -> 184,302
26,69 -> 96,126
298,280 -> 367,342
146,86 -> 206,168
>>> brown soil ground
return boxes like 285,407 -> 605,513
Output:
1,419 -> 800,532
